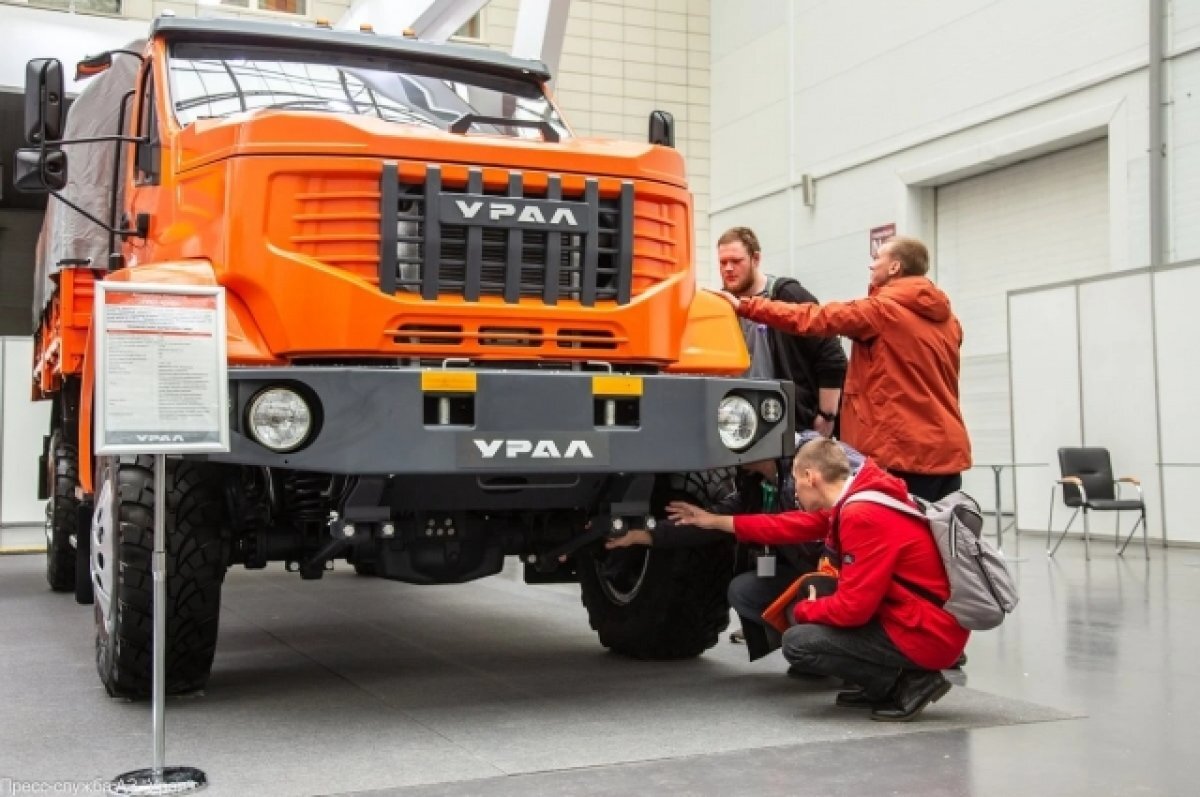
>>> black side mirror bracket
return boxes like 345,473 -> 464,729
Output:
14,56 -> 150,240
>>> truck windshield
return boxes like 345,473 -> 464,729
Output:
167,42 -> 570,141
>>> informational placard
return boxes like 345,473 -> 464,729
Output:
94,283 -> 229,455
870,223 -> 896,257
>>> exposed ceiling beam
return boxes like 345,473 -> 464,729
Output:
337,0 -> 490,42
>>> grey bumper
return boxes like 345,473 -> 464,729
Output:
206,366 -> 794,474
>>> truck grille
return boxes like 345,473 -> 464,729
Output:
379,165 -> 634,307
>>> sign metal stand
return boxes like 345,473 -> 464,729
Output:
93,283 -> 229,796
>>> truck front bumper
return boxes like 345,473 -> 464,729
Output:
206,366 -> 794,474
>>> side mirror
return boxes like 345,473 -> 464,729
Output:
13,147 -> 68,193
25,58 -> 65,145
648,110 -> 675,148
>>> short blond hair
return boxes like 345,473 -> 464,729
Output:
793,438 -> 851,483
883,235 -> 930,277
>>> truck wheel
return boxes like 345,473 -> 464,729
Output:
74,501 -> 94,605
578,469 -> 737,660
44,429 -> 80,592
92,456 -> 227,698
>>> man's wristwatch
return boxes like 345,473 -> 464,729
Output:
815,409 -> 838,422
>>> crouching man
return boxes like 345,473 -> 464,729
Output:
668,437 -> 968,721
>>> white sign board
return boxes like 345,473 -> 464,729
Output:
94,283 -> 229,455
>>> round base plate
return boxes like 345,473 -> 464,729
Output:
107,766 -> 207,795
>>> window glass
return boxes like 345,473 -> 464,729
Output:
212,1 -> 307,13
167,43 -> 568,141
23,1 -> 120,13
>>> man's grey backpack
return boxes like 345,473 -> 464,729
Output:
843,490 -> 1019,630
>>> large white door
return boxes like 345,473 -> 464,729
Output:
934,139 -> 1110,512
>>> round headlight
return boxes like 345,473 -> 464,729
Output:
760,397 -> 784,423
717,395 -> 758,451
248,388 -> 313,452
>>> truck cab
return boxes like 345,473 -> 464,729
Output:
15,16 -> 793,698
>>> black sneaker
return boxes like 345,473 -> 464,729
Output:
869,671 -> 951,722
834,689 -> 892,709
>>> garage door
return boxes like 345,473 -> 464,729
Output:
935,139 -> 1109,505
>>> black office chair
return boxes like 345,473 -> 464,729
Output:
1047,447 -> 1148,559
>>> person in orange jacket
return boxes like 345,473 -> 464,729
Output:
668,438 -> 968,721
710,235 -> 971,501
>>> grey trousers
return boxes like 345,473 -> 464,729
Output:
781,620 -> 923,699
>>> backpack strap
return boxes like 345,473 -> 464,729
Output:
843,490 -> 924,518
838,490 -> 947,608
767,274 -> 800,300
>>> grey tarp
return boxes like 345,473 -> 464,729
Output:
33,43 -> 143,326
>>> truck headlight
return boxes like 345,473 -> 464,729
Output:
717,395 -> 758,451
248,388 -> 313,452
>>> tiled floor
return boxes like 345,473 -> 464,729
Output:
0,534 -> 1196,796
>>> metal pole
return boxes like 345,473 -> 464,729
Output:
109,454 -> 206,795
1148,0 -> 1169,547
993,465 -> 1003,552
152,453 -> 167,778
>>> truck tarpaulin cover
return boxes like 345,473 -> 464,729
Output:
33,43 -> 143,325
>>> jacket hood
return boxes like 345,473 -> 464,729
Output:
837,459 -> 911,508
875,276 -> 953,322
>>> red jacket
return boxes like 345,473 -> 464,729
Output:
739,276 -> 972,475
733,460 -> 969,670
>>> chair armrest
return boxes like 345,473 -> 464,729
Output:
1114,477 -> 1144,502
1055,476 -> 1088,504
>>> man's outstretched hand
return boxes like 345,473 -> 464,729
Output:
666,501 -> 733,533
704,287 -> 740,310
604,529 -> 653,550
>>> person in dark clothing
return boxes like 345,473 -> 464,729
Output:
717,227 -> 847,435
606,455 -> 815,661
610,433 -> 866,663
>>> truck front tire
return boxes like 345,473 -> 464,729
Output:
578,470 -> 736,659
92,456 -> 227,698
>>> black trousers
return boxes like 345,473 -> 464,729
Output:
727,566 -> 801,661
726,545 -> 818,661
891,471 -> 962,502
781,620 -> 925,699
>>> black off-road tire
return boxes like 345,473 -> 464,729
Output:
44,429 -> 80,592
74,501 -> 94,605
93,456 -> 227,698
578,469 -> 737,660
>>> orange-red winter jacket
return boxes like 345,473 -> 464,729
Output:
739,276 -> 971,475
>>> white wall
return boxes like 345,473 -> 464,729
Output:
712,1 -> 1199,538
1009,260 -> 1200,545
1,338 -> 51,546
712,0 -> 1199,286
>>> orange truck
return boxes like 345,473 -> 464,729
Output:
14,16 -> 793,697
